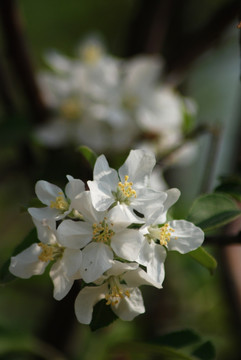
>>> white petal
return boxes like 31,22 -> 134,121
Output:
109,204 -> 143,231
112,287 -> 145,321
88,180 -> 114,211
93,155 -> 119,185
9,244 -> 47,278
123,266 -> 163,289
28,208 -> 57,243
74,284 -> 107,324
145,243 -> 166,285
61,248 -> 83,278
111,229 -> 142,261
167,220 -> 204,254
57,219 -> 92,249
28,207 -> 58,223
35,180 -> 63,206
81,242 -> 113,283
163,188 -> 181,213
50,259 -> 74,301
118,149 -> 156,188
65,177 -> 85,201
105,261 -> 138,277
71,191 -> 105,223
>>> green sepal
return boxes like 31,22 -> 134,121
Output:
186,193 -> 241,231
89,299 -> 118,331
188,246 -> 217,275
152,329 -> 201,348
0,228 -> 38,284
192,341 -> 216,360
77,145 -> 98,169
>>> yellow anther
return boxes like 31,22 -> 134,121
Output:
82,44 -> 102,64
60,99 -> 82,121
117,175 -> 136,200
159,224 -> 175,246
50,192 -> 69,211
38,243 -> 54,262
105,279 -> 130,306
92,220 -> 114,244
122,95 -> 138,110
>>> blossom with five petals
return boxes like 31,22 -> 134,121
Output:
9,216 -> 82,300
74,260 -> 162,324
57,191 -> 142,283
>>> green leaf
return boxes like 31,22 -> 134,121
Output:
153,329 -> 201,348
215,175 -> 241,201
77,145 -> 98,169
116,341 -> 195,360
0,228 -> 37,284
187,193 -> 241,231
188,247 -> 217,274
90,299 -> 118,331
192,341 -> 216,360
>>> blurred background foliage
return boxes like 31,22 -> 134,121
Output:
0,0 -> 241,359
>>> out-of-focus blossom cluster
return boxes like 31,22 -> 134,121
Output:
9,149 -> 204,324
36,37 -> 197,164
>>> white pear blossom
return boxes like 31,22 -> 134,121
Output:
137,187 -> 204,284
9,218 -> 82,301
30,175 -> 85,221
74,260 -> 162,324
57,191 -> 142,283
88,149 -> 168,215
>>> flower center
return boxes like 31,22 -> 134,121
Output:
38,243 -> 64,262
60,99 -> 82,121
117,175 -> 136,203
82,44 -> 102,64
122,95 -> 138,110
92,218 -> 115,245
148,223 -> 176,246
50,192 -> 69,211
105,277 -> 130,306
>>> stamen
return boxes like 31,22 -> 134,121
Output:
38,243 -> 54,262
105,277 -> 130,306
60,99 -> 82,120
92,220 -> 115,245
148,223 -> 177,246
50,192 -> 69,211
38,242 -> 64,262
118,175 -> 136,200
82,44 -> 102,64
159,224 -> 175,246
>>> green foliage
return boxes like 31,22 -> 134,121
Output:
114,329 -> 215,360
0,115 -> 31,145
188,247 -> 217,274
90,299 -> 118,331
0,228 -> 37,284
215,175 -> 241,201
77,145 -> 98,169
192,341 -> 216,360
187,192 -> 241,231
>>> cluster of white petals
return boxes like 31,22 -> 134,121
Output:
9,149 -> 204,324
35,37 -> 197,162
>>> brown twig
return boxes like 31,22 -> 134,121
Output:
0,0 -> 49,123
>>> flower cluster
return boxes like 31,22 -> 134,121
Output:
9,150 -> 204,324
36,37 -> 197,162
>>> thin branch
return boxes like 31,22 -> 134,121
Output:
206,233 -> 241,246
0,0 -> 49,123
165,0 -> 240,77
0,55 -> 16,115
